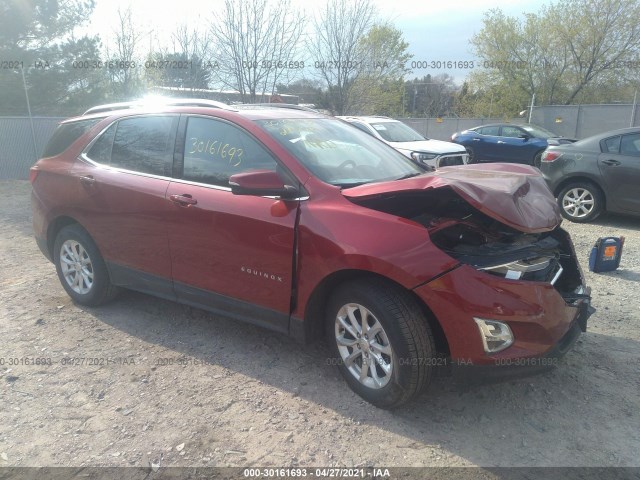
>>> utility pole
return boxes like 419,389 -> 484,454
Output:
527,93 -> 535,123
20,66 -> 39,161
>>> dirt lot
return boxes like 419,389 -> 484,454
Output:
1,179 -> 639,470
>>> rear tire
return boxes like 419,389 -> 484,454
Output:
53,224 -> 119,306
557,182 -> 604,223
326,279 -> 435,409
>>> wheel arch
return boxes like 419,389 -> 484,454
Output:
533,148 -> 546,163
46,215 -> 82,259
301,269 -> 450,358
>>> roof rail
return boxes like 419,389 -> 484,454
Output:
83,98 -> 235,115
234,103 -> 319,113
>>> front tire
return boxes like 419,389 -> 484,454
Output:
465,146 -> 476,164
326,280 -> 435,409
533,151 -> 543,168
557,182 -> 604,223
53,224 -> 119,306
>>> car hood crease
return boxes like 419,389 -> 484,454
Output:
342,164 -> 561,233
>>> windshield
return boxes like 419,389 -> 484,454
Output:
521,124 -> 559,138
256,118 -> 424,187
369,121 -> 425,142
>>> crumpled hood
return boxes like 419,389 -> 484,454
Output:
343,163 -> 561,233
388,139 -> 466,154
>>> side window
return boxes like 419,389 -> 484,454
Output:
42,118 -> 103,158
501,126 -> 524,138
111,116 -> 176,176
603,136 -> 621,153
620,134 -> 640,156
478,126 -> 500,136
351,122 -> 374,136
183,117 -> 277,187
86,123 -> 116,164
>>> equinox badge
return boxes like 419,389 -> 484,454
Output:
241,266 -> 283,282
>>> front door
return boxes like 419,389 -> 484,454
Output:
165,115 -> 298,333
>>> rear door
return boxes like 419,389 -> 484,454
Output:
499,125 -> 535,163
165,115 -> 298,333
598,133 -> 640,212
473,126 -> 501,161
70,115 -> 178,296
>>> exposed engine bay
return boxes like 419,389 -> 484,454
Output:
351,187 -> 585,299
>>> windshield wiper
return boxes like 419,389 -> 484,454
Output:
395,172 -> 424,181
336,181 -> 370,189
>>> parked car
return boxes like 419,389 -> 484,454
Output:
31,99 -> 591,408
451,123 -> 575,167
338,116 -> 468,169
540,127 -> 640,222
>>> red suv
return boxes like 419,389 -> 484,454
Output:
31,99 -> 592,408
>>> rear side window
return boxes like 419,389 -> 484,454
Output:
86,123 -> 116,164
603,136 -> 621,153
183,117 -> 278,187
42,118 -> 103,158
620,134 -> 640,156
478,126 -> 500,136
501,126 -> 523,138
110,116 -> 177,176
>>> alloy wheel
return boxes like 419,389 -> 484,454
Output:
59,240 -> 94,294
334,303 -> 394,389
562,187 -> 595,219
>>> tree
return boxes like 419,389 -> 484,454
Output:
471,0 -> 640,108
105,5 -> 146,99
209,0 -> 305,103
552,0 -> 640,104
0,0 -> 105,115
405,74 -> 459,117
349,23 -> 412,115
453,71 -> 528,118
146,26 -> 213,91
276,78 -> 329,109
311,0 -> 376,114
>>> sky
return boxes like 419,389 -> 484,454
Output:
88,0 -> 546,83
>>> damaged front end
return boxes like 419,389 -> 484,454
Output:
420,199 -> 589,315
351,185 -> 588,312
344,165 -> 592,365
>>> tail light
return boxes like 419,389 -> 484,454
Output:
29,166 -> 40,184
541,151 -> 561,162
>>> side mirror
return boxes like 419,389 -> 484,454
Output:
229,170 -> 299,198
519,133 -> 531,141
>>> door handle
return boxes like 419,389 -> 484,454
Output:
497,141 -> 506,144
169,194 -> 198,206
602,159 -> 621,166
472,138 -> 481,141
79,175 -> 95,186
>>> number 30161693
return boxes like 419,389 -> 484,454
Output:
189,137 -> 244,166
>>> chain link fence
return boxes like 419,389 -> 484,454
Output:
0,117 -> 64,179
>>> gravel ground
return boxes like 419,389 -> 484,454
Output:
0,179 -> 639,471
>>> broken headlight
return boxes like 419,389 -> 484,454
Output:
479,255 -> 563,284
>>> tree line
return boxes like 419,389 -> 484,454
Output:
1,0 -> 639,117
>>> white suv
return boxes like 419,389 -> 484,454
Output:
338,116 -> 469,169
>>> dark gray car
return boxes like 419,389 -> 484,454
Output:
540,127 -> 640,222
